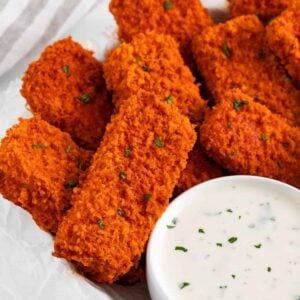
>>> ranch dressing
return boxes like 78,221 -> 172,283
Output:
152,179 -> 300,300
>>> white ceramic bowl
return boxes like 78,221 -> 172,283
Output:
146,175 -> 300,300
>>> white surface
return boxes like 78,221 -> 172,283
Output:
147,176 -> 300,300
0,1 -> 229,299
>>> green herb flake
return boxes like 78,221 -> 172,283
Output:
77,160 -> 85,170
230,150 -> 236,156
267,266 -> 272,272
64,180 -> 79,188
62,64 -> 71,76
227,209 -> 233,213
198,228 -> 205,234
216,243 -> 223,247
97,219 -> 105,229
165,95 -> 174,104
143,193 -> 152,201
179,282 -> 190,289
65,145 -> 71,153
277,161 -> 283,169
77,94 -> 90,104
123,147 -> 132,158
238,215 -> 242,220
258,48 -> 266,60
261,133 -> 267,141
227,122 -> 233,129
222,42 -> 231,59
254,243 -> 262,249
32,143 -> 48,149
175,246 -> 188,252
284,75 -> 292,82
282,142 -> 289,148
167,218 -> 177,229
117,208 -> 126,218
135,55 -> 141,62
233,99 -> 249,110
228,236 -> 238,244
142,65 -> 152,72
220,285 -> 227,289
119,172 -> 127,180
231,274 -> 236,279
163,1 -> 173,10
154,135 -> 163,148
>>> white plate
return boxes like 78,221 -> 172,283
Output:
0,1 -> 228,299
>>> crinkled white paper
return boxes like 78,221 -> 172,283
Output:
0,1 -> 228,299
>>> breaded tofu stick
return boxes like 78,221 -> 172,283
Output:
266,7 -> 300,85
21,37 -> 113,150
109,0 -> 212,64
104,32 -> 207,122
229,0 -> 300,20
192,15 -> 300,126
175,144 -> 224,195
54,92 -> 196,283
200,89 -> 300,188
0,117 -> 92,234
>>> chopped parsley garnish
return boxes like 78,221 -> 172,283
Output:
198,228 -> 205,234
117,208 -> 126,218
277,161 -> 283,169
135,55 -> 141,62
258,48 -> 266,60
233,99 -> 249,110
65,145 -> 71,153
227,122 -> 233,129
97,219 -> 105,229
179,282 -> 190,289
227,209 -> 233,213
119,172 -> 127,180
32,143 -> 48,149
123,147 -> 132,158
143,193 -> 152,201
163,1 -> 173,10
142,65 -> 152,72
261,133 -> 267,141
77,94 -> 90,104
62,64 -> 71,76
64,180 -> 78,188
154,135 -> 163,148
165,95 -> 174,104
267,266 -> 272,272
222,42 -> 231,59
238,215 -> 242,219
77,160 -> 85,170
216,243 -> 223,247
175,246 -> 188,252
228,236 -> 238,244
231,274 -> 236,279
230,150 -> 236,156
219,285 -> 227,289
284,75 -> 292,82
167,218 -> 177,229
254,243 -> 262,248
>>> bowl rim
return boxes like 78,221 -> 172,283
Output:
146,175 -> 300,300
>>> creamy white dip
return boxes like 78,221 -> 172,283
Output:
147,177 -> 300,300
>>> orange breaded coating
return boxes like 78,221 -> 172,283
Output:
109,0 -> 212,63
21,37 -> 113,150
54,93 -> 196,283
175,144 -> 224,195
104,32 -> 206,122
200,89 -> 300,188
0,117 -> 92,234
192,15 -> 300,126
266,7 -> 300,85
229,0 -> 300,20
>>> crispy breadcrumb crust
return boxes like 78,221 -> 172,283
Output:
175,144 -> 224,195
104,32 -> 207,122
192,15 -> 300,126
266,7 -> 300,85
54,93 -> 196,283
109,0 -> 212,65
21,37 -> 113,150
229,0 -> 300,20
0,117 -> 92,234
200,89 -> 300,188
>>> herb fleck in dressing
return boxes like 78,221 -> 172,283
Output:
157,182 -> 300,299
